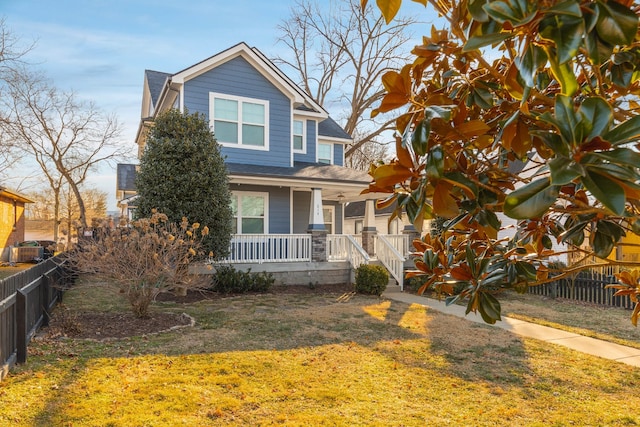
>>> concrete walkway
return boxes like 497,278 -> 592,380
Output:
383,288 -> 640,367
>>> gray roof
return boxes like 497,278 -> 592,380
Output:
117,164 -> 137,191
145,70 -> 171,108
318,117 -> 351,140
226,161 -> 370,184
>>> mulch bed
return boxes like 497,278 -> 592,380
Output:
48,283 -> 356,340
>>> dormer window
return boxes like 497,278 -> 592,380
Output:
318,142 -> 333,164
293,119 -> 305,153
210,93 -> 269,150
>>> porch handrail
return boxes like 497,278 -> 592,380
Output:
327,234 -> 369,268
384,234 -> 411,256
377,234 -> 405,291
222,234 -> 311,263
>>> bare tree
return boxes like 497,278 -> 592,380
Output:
0,68 -> 127,241
345,130 -> 391,170
60,185 -> 108,245
0,18 -> 34,175
273,0 -> 418,160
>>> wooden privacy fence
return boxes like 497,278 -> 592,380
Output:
0,257 -> 71,380
528,271 -> 633,309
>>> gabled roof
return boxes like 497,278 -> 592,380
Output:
318,117 -> 352,140
116,164 -> 137,191
170,42 -> 327,116
145,70 -> 171,110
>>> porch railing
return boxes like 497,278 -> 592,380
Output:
377,235 -> 405,291
223,234 -> 311,263
384,234 -> 412,256
328,234 -> 369,268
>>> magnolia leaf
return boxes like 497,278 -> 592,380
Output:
505,62 -> 524,99
433,181 -> 460,218
516,43 -> 547,87
504,177 -> 560,219
456,119 -> 491,139
549,157 -> 584,185
603,115 -> 640,145
596,0 -> 638,46
468,0 -> 489,21
581,169 -> 626,215
463,32 -> 512,51
579,96 -> 613,140
426,145 -> 444,180
587,148 -> 640,168
412,119 -> 430,156
371,163 -> 414,188
554,95 -> 580,144
484,0 -> 535,26
547,50 -> 578,96
593,229 -> 615,258
395,135 -> 413,168
477,292 -> 501,324
442,172 -> 479,199
547,0 -> 582,17
539,13 -> 585,64
376,0 -> 402,24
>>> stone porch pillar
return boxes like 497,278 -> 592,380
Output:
361,198 -> 377,257
402,223 -> 421,254
308,188 -> 327,262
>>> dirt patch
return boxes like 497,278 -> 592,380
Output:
49,283 -> 356,340
48,311 -> 194,340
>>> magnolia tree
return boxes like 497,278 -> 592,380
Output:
72,211 -> 211,318
364,0 -> 640,324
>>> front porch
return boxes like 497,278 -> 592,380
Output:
209,229 -> 418,290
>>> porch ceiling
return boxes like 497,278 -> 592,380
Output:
227,162 -> 389,202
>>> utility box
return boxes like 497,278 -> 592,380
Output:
9,246 -> 44,263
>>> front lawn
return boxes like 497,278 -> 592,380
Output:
1,278 -> 639,426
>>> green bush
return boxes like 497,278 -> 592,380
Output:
354,264 -> 389,296
405,275 -> 430,293
211,265 -> 274,294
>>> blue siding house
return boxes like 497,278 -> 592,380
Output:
117,42 -> 414,287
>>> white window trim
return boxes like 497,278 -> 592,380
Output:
231,191 -> 269,234
323,205 -> 335,234
292,118 -> 306,154
317,142 -> 333,165
209,92 -> 270,151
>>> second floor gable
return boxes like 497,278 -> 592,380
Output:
137,43 -> 352,168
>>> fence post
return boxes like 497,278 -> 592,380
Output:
15,290 -> 27,364
41,274 -> 51,328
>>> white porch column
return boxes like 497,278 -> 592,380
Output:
362,198 -> 377,256
308,188 -> 327,262
308,188 -> 326,231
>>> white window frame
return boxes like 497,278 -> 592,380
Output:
323,205 -> 335,234
293,119 -> 306,154
317,142 -> 333,164
209,92 -> 269,151
231,191 -> 269,234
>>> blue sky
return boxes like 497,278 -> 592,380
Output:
1,0 -> 430,211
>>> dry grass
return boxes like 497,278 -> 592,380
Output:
1,280 -> 640,426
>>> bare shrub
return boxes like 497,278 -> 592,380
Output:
72,211 -> 211,318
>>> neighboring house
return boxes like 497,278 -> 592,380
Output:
116,163 -> 138,220
0,186 -> 32,262
344,200 -> 429,236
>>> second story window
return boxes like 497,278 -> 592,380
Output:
293,119 -> 305,152
210,93 -> 269,150
318,142 -> 333,164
